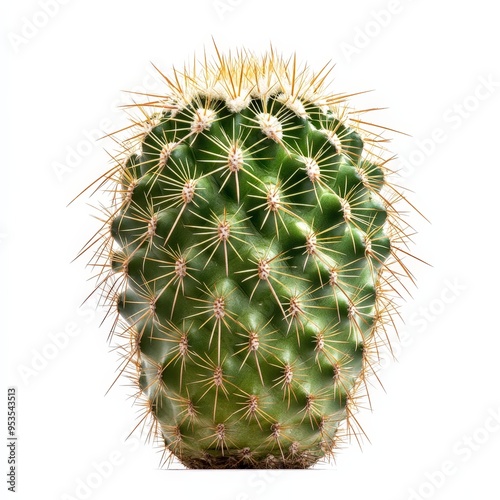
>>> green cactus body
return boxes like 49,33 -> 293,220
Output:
88,49 -> 409,468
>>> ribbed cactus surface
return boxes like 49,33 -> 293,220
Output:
85,48 -> 411,468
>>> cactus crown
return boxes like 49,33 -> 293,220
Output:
81,45 -> 414,469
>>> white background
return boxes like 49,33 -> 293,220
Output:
2,1 -> 500,499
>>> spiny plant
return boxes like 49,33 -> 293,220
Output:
80,45 -> 416,469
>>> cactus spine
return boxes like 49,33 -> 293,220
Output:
83,46 -> 414,468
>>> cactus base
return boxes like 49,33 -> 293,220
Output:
180,451 -> 318,469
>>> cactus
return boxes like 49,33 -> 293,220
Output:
83,46 -> 413,469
